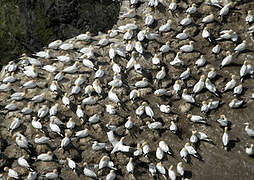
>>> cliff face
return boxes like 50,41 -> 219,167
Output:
0,0 -> 120,67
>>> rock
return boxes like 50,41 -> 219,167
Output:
179,103 -> 192,113
0,0 -> 121,67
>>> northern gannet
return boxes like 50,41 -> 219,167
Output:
180,14 -> 192,26
168,165 -> 176,180
202,14 -> 215,24
48,39 -> 62,49
187,114 -> 207,124
222,127 -> 229,150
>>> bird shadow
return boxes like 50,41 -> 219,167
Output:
227,138 -> 240,151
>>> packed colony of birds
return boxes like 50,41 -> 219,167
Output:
0,0 -> 254,179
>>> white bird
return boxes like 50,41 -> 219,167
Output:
124,29 -> 133,40
48,39 -> 62,49
196,131 -> 213,142
182,89 -> 195,104
37,151 -> 53,161
49,119 -> 63,137
95,66 -> 104,78
32,117 -> 43,132
37,105 -> 48,119
180,41 -> 194,52
27,171 -> 38,180
233,84 -> 243,96
149,163 -> 157,177
195,55 -> 206,67
9,117 -> 21,132
0,82 -> 11,92
34,50 -> 50,59
21,103 -> 33,114
185,143 -> 199,158
143,102 -> 155,120
42,65 -> 57,73
108,87 -> 120,104
180,68 -> 190,80
32,92 -> 45,103
193,75 -> 206,94
83,58 -> 95,70
202,27 -> 211,40
34,134 -> 51,144
201,101 -> 209,113
152,54 -> 161,66
56,54 -> 71,63
98,35 -> 110,46
205,78 -> 220,97
62,93 -> 70,107
190,130 -> 199,144
66,118 -> 75,129
168,0 -> 177,12
202,14 -> 215,23
212,44 -> 221,54
44,169 -> 58,179
54,71 -> 64,81
160,41 -> 171,53
18,156 -> 32,170
177,162 -> 184,177
170,52 -> 184,66
156,66 -> 166,80
82,96 -> 97,105
180,147 -> 189,162
142,142 -> 150,157
60,133 -> 71,149
76,32 -> 91,41
63,62 -> 79,73
135,41 -> 143,54
156,147 -> 164,160
176,29 -> 189,40
180,14 -> 192,26
93,79 -> 102,95
223,75 -> 236,92
244,123 -> 254,137
66,157 -> 76,173
126,157 -> 134,174
159,141 -> 172,154
75,128 -> 89,138
2,72 -> 16,83
245,144 -> 254,156
246,10 -> 254,24
159,19 -> 172,32
135,78 -> 148,88
120,9 -> 136,19
208,67 -> 217,79
106,170 -> 116,180
157,104 -> 171,114
49,103 -> 59,116
134,143 -> 142,157
187,114 -> 206,124
240,61 -> 248,81
156,162 -> 167,178
126,41 -> 134,52
145,14 -> 154,26
89,114 -> 100,124
222,127 -> 229,150
186,3 -> 197,14
4,167 -> 19,179
234,40 -> 247,53
168,165 -> 176,180
217,114 -> 230,127
170,121 -> 178,134
83,163 -> 97,178
147,121 -> 163,129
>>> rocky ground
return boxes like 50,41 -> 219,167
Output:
0,0 -> 254,180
